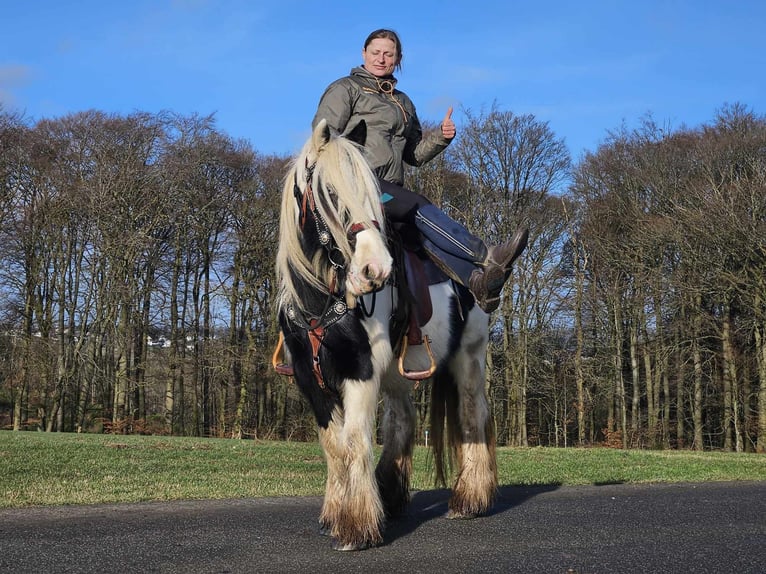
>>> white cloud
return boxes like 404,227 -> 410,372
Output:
0,65 -> 32,108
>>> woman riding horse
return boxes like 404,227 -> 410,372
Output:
274,28 -> 525,552
277,119 -> 500,550
313,28 -> 528,313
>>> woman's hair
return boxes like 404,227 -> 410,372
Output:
363,28 -> 403,72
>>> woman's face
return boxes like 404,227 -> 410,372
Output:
362,38 -> 399,77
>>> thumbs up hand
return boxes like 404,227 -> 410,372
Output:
441,106 -> 456,140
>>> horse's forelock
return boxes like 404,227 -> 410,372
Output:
314,136 -> 385,233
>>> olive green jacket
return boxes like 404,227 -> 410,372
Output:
312,66 -> 452,186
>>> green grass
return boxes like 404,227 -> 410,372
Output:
1,430 -> 764,509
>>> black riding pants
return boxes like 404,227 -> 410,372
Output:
377,179 -> 432,223
377,179 -> 487,286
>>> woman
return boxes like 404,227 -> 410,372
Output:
312,28 -> 528,313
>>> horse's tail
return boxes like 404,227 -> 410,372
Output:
429,370 -> 459,487
429,369 -> 497,488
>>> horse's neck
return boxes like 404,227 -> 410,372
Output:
289,258 -> 337,311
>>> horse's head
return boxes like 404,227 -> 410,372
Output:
277,120 -> 392,316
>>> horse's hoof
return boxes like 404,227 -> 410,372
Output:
332,539 -> 373,551
446,509 -> 478,520
318,523 -> 331,536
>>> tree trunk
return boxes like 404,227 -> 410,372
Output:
518,327 -> 529,447
574,261 -> 586,445
756,320 -> 766,453
113,304 -> 131,429
629,319 -> 641,437
675,327 -> 685,448
642,339 -> 654,443
12,375 -> 26,431
721,308 -> 734,451
613,298 -> 628,448
721,306 -> 742,452
166,249 -> 184,433
692,294 -> 704,450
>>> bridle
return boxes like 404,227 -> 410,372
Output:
278,161 -> 380,390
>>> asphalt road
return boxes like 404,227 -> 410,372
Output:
1,481 -> 764,574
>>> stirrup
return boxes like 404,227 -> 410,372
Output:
398,334 -> 436,381
271,332 -> 294,377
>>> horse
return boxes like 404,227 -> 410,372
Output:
274,119 -> 497,551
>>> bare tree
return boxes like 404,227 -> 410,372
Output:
2,101 -> 765,452
450,103 -> 571,446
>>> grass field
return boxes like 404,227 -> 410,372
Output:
2,430 -> 764,509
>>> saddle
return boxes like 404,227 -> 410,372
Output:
387,224 -> 449,381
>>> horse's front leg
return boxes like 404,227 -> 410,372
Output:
322,378 -> 384,551
317,411 -> 345,537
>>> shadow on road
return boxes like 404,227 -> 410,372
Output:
382,483 -> 560,546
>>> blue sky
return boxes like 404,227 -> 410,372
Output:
2,0 -> 764,161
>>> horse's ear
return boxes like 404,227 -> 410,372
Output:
312,119 -> 332,152
345,120 -> 367,147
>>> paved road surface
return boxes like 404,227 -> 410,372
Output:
1,481 -> 764,573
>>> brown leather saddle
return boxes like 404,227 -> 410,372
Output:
387,227 -> 450,381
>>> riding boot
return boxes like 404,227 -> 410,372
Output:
414,204 -> 529,313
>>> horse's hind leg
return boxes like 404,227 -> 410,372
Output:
447,346 -> 497,519
376,373 -> 416,518
319,379 -> 384,551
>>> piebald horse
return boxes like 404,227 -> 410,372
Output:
274,119 -> 496,550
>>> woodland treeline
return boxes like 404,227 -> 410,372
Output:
1,102 -> 765,452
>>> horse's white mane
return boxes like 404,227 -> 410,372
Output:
276,121 -> 386,316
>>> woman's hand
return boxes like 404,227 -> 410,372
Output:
441,107 -> 456,140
